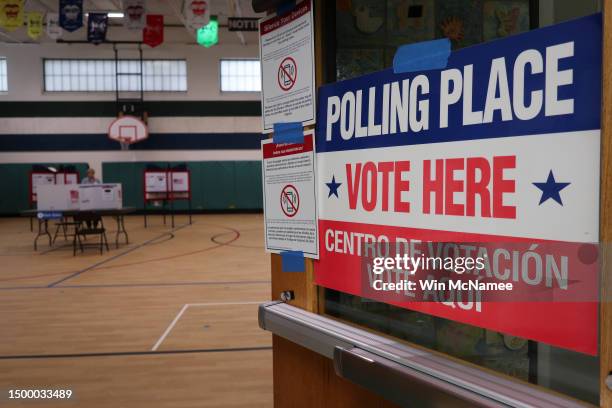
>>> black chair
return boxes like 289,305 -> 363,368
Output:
52,216 -> 80,245
72,213 -> 109,255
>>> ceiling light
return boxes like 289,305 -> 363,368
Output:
85,12 -> 124,18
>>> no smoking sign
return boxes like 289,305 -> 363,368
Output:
277,57 -> 297,91
280,184 -> 299,217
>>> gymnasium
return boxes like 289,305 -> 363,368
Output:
0,0 -> 611,407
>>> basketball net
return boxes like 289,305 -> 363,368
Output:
119,137 -> 131,151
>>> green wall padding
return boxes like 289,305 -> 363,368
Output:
0,162 -> 89,215
101,161 -> 262,211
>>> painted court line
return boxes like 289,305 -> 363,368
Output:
0,280 -> 271,291
0,346 -> 273,360
47,222 -> 191,287
151,301 -> 265,351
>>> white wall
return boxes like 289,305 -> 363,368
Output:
0,26 -> 261,101
0,26 -> 264,176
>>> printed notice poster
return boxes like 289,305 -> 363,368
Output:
259,0 -> 316,132
262,130 -> 318,258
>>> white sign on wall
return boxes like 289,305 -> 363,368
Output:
145,172 -> 167,193
259,0 -> 316,132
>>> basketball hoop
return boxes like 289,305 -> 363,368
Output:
108,116 -> 148,150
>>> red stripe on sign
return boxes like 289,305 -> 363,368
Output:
259,0 -> 310,35
263,135 -> 313,159
315,219 -> 598,356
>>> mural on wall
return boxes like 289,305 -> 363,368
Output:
435,0 -> 483,48
336,48 -> 384,81
386,0 -> 435,45
336,0 -> 386,47
483,0 -> 529,40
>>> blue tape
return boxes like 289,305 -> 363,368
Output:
393,38 -> 451,74
281,250 -> 305,272
273,122 -> 304,144
276,0 -> 296,16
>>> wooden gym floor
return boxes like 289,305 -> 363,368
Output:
0,214 -> 272,407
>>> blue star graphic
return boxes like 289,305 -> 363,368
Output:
533,170 -> 570,206
326,175 -> 342,198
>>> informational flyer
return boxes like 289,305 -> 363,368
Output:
170,172 -> 189,193
31,173 -> 56,195
262,130 -> 318,258
145,172 -> 167,193
259,0 -> 316,132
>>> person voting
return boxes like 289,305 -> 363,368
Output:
81,168 -> 101,184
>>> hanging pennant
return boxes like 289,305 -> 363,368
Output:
26,11 -> 43,39
143,14 -> 163,47
46,12 -> 62,39
59,0 -> 83,32
122,0 -> 145,30
0,0 -> 24,32
197,16 -> 218,48
182,0 -> 209,30
87,12 -> 107,44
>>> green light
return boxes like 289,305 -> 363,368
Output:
197,16 -> 218,48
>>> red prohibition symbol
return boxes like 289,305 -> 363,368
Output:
280,184 -> 300,217
277,57 -> 297,91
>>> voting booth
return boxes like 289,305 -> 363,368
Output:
78,184 -> 123,210
143,166 -> 192,227
36,184 -> 123,211
29,168 -> 80,206
36,185 -> 81,211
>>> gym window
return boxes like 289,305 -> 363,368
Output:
43,59 -> 187,92
0,58 -> 7,92
220,59 -> 261,92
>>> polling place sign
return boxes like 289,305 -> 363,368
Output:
314,14 -> 601,355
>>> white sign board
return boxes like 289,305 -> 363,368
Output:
79,184 -> 123,210
32,173 -> 56,195
262,130 -> 318,258
259,0 -> 316,132
170,171 -> 189,192
145,172 -> 167,193
37,185 -> 80,211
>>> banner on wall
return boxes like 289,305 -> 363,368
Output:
314,14 -> 602,356
46,12 -> 62,39
26,11 -> 43,39
142,14 -> 163,47
0,0 -> 24,32
122,0 -> 145,30
182,0 -> 209,30
87,12 -> 108,44
59,0 -> 83,32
